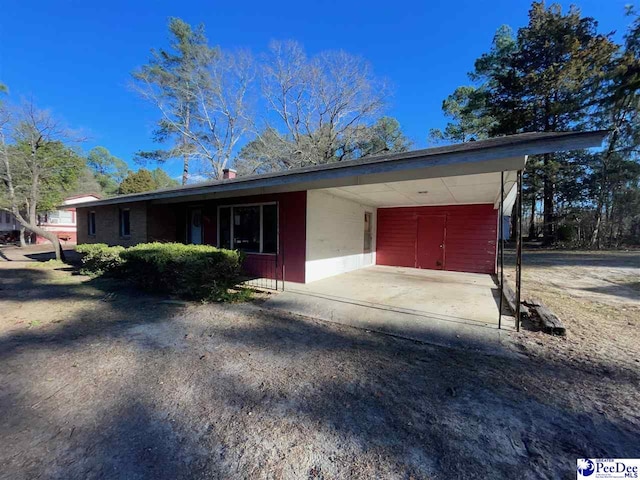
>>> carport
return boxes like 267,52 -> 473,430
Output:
295,158 -> 522,344
262,131 -> 608,345
266,265 -> 515,353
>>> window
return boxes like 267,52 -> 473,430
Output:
119,209 -> 130,237
262,204 -> 277,254
364,212 -> 372,252
47,210 -> 74,224
88,211 -> 96,236
233,206 -> 261,252
4,211 -> 10,223
218,203 -> 277,254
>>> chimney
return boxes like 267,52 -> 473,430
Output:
222,168 -> 237,180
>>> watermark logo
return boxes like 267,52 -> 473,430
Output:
577,459 -> 595,477
577,459 -> 640,479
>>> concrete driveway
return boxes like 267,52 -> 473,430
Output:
266,266 -> 516,354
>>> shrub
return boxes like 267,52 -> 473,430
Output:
119,242 -> 243,300
556,224 -> 576,242
76,243 -> 125,276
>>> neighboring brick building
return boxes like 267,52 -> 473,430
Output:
35,194 -> 101,244
77,201 -> 148,247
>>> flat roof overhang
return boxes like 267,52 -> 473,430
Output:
76,130 -> 608,209
318,170 -> 521,212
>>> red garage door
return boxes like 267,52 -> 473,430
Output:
376,204 -> 498,274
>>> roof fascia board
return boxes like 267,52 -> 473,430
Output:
150,157 -> 525,205
76,131 -> 607,209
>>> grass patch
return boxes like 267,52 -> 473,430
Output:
26,259 -> 67,270
214,287 -> 254,303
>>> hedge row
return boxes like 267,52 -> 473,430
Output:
76,242 -> 243,300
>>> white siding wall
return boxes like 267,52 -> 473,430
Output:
305,190 -> 376,283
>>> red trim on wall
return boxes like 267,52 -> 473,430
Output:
199,191 -> 307,283
377,204 -> 498,274
35,231 -> 77,244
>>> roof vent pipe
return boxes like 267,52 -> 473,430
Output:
222,168 -> 237,180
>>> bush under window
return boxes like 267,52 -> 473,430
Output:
76,243 -> 125,276
76,242 -> 243,301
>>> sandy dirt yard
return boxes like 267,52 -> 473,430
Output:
505,250 -> 640,391
0,246 -> 639,479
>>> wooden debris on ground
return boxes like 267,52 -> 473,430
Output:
502,281 -> 530,320
499,280 -> 565,335
523,297 -> 566,336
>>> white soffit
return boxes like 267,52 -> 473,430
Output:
322,171 -> 519,209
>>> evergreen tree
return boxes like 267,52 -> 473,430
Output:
86,146 -> 128,195
433,1 -> 619,244
118,169 -> 157,194
118,167 -> 179,194
150,167 -> 180,189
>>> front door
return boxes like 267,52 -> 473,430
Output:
416,215 -> 446,270
190,209 -> 203,245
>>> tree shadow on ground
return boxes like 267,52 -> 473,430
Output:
1,266 -> 639,479
0,245 -> 80,263
24,250 -> 81,264
0,267 -> 182,358
504,249 -> 640,269
580,282 -> 640,301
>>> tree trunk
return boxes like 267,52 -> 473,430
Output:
603,199 -> 612,248
590,201 -> 603,249
181,108 -> 191,185
542,153 -> 555,245
607,197 -> 617,247
13,214 -> 66,262
528,194 -> 536,240
510,204 -> 518,241
615,213 -> 624,247
182,153 -> 189,185
591,131 -> 618,249
33,225 -> 66,262
19,226 -> 27,247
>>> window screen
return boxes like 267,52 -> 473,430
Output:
119,209 -> 130,237
364,212 -> 372,252
48,210 -> 74,223
233,206 -> 260,252
218,204 -> 278,254
88,212 -> 96,236
262,204 -> 278,253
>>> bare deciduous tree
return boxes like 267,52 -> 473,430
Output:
132,18 -> 255,182
194,49 -> 256,179
132,18 -> 213,185
236,41 -> 388,173
0,101 -> 84,261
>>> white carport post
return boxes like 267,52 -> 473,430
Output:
498,171 -> 505,329
515,170 -> 523,332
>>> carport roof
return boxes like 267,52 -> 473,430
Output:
77,130 -> 608,208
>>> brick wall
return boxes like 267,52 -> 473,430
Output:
75,194 -> 307,283
77,202 -> 148,246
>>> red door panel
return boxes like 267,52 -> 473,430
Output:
376,205 -> 497,274
416,215 -> 446,270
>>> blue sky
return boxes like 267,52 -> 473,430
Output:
0,0 -> 633,179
